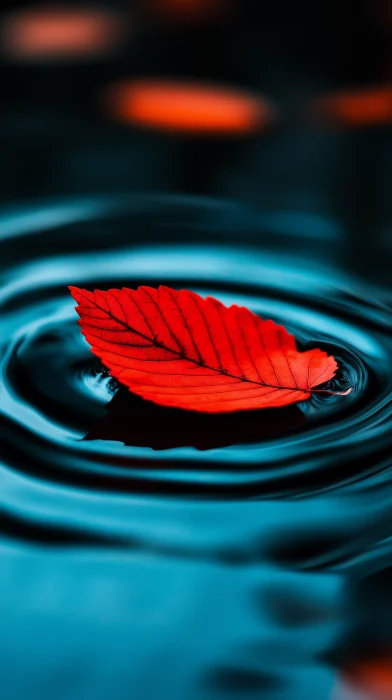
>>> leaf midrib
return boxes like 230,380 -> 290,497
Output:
87,295 -> 311,396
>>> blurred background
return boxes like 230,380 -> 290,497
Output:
0,0 -> 391,222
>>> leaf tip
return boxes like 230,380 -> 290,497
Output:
68,285 -> 82,300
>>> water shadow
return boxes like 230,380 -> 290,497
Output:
84,388 -> 305,451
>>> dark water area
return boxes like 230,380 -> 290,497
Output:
1,196 -> 391,699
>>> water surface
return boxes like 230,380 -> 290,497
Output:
1,196 -> 391,699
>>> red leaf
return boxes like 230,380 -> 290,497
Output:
69,285 -> 343,414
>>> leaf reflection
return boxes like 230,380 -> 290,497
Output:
84,388 -> 305,451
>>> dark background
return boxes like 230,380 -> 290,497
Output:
0,0 -> 391,216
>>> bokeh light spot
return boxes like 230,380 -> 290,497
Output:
314,86 -> 392,126
1,5 -> 124,61
105,79 -> 274,135
335,655 -> 392,699
146,0 -> 229,24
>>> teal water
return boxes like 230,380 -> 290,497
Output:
1,196 -> 391,700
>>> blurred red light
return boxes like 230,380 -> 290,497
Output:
313,86 -> 392,126
335,655 -> 392,699
1,5 -> 123,61
146,0 -> 228,24
105,80 -> 273,135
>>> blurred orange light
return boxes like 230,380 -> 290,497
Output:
105,80 -> 273,135
335,655 -> 392,699
1,5 -> 123,61
313,86 -> 392,126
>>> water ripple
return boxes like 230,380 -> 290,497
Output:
1,196 -> 391,503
